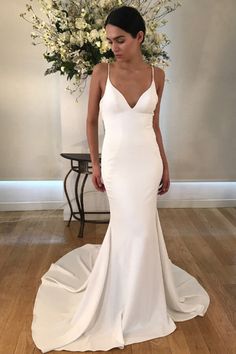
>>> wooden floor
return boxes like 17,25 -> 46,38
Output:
0,207 -> 235,354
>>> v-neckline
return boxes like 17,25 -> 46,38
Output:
108,64 -> 154,110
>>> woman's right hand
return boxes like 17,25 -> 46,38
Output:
92,164 -> 106,192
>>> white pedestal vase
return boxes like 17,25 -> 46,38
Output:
59,75 -> 109,224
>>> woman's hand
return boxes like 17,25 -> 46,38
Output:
158,165 -> 170,195
92,164 -> 106,192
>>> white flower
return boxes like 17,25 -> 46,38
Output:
59,32 -> 70,42
70,31 -> 85,46
75,17 -> 87,30
99,0 -> 107,7
155,32 -> 164,42
98,28 -> 106,40
87,29 -> 99,42
96,19 -> 103,26
100,57 -> 109,63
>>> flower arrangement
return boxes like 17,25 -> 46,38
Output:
20,0 -> 182,100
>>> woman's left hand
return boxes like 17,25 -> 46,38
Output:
158,166 -> 170,195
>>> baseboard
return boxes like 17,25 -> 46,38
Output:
0,181 -> 235,212
157,198 -> 236,208
156,181 -> 236,208
0,181 -> 64,211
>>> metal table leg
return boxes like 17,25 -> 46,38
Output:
63,168 -> 74,227
78,173 -> 89,238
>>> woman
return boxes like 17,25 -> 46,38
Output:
87,9 -> 169,197
31,6 -> 210,353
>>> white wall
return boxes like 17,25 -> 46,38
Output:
0,0 -> 63,180
0,0 -> 235,210
163,0 -> 236,181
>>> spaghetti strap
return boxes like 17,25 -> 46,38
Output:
107,62 -> 110,80
151,64 -> 154,82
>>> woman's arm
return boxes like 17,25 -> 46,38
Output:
86,63 -> 101,167
153,67 -> 170,194
153,67 -> 169,168
86,63 -> 106,192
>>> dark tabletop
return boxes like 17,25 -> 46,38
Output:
60,153 -> 101,162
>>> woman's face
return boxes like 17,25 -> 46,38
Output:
105,24 -> 143,61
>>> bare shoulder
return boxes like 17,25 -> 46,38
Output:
153,66 -> 165,83
92,62 -> 108,91
87,64 -> 108,122
92,62 -> 108,78
153,66 -> 165,96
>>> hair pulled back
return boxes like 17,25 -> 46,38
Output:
104,5 -> 146,44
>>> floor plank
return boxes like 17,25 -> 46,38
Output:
0,208 -> 235,354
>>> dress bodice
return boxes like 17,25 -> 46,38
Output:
99,63 -> 159,116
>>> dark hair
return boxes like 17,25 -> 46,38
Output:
104,5 -> 146,44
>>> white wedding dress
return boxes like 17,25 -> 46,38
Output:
31,63 -> 210,353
